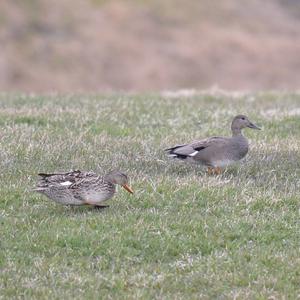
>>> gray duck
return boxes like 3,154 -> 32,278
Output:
165,115 -> 260,174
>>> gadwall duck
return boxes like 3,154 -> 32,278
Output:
165,115 -> 260,174
34,170 -> 133,208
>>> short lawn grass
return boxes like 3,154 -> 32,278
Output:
0,92 -> 299,299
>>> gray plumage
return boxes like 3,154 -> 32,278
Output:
165,115 -> 260,169
34,170 -> 133,206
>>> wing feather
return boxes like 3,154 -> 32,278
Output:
165,136 -> 229,159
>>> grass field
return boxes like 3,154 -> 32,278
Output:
0,92 -> 299,299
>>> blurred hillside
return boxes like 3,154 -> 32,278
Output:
1,0 -> 300,92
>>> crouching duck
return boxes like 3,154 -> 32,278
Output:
165,115 -> 260,174
34,170 -> 133,208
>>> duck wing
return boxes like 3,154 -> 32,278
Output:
37,170 -> 97,185
165,136 -> 229,159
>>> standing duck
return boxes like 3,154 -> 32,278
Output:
34,170 -> 133,208
165,115 -> 260,174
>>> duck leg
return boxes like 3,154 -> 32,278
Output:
84,202 -> 109,210
93,205 -> 109,210
216,167 -> 222,175
207,167 -> 222,175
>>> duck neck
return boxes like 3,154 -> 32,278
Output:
231,127 -> 243,137
104,173 -> 116,184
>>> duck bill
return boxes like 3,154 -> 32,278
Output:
247,122 -> 261,130
122,184 -> 134,194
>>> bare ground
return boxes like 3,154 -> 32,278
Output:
1,0 -> 300,92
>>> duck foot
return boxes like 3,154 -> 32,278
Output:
93,205 -> 109,210
216,167 -> 222,175
207,167 -> 222,175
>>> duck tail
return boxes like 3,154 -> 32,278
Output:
38,173 -> 55,178
32,186 -> 47,193
164,145 -> 189,160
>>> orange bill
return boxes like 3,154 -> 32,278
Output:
122,184 -> 134,194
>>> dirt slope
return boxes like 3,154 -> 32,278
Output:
1,0 -> 300,92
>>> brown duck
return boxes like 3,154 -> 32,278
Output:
34,170 -> 133,208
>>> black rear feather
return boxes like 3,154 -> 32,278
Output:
194,146 -> 206,151
165,145 -> 189,160
38,173 -> 54,177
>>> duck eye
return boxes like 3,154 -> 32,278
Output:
241,117 -> 245,120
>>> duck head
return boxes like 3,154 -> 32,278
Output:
231,115 -> 261,135
105,170 -> 133,194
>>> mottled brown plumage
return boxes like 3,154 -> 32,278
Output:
34,170 -> 133,208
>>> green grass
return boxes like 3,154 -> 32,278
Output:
0,91 -> 299,299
